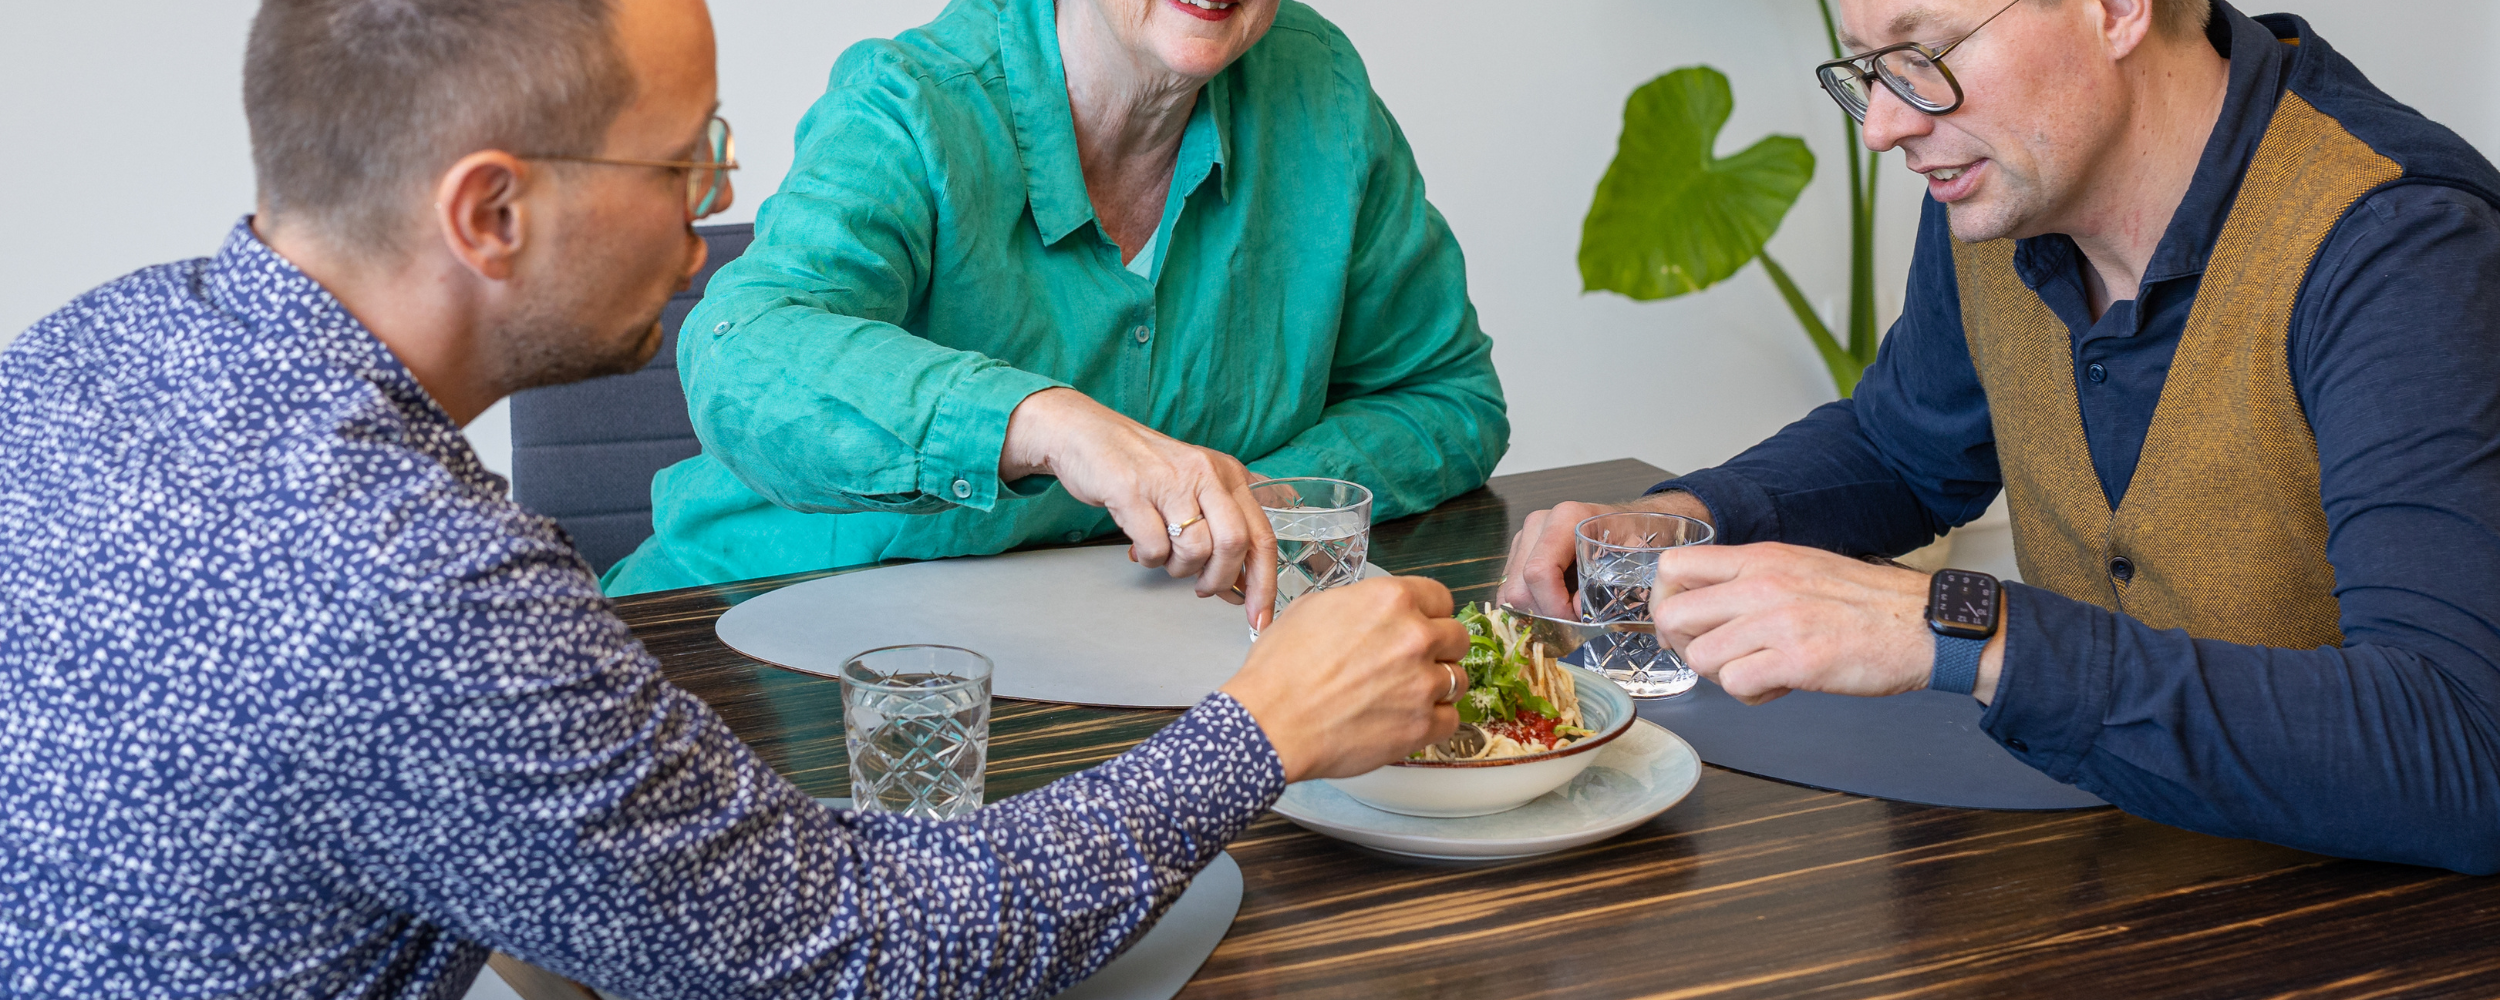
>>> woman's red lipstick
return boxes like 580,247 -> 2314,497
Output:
1165,0 -> 1237,21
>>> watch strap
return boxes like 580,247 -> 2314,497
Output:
1931,632 -> 1985,696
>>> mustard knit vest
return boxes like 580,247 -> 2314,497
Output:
1952,88 -> 2397,649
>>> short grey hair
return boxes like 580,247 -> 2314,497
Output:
244,0 -> 636,254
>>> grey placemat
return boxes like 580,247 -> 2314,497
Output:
814,798 -> 1239,1000
1631,679 -> 2107,811
1052,852 -> 1241,1000
720,546 -> 1383,708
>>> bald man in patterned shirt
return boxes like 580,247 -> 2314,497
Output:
0,1 -> 1472,997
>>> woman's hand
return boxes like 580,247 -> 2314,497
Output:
1001,388 -> 1278,628
1220,576 -> 1471,782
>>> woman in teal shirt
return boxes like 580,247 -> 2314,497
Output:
607,0 -> 1509,623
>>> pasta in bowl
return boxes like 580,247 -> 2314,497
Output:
1324,605 -> 1641,818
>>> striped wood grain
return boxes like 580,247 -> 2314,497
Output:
612,459 -> 2500,999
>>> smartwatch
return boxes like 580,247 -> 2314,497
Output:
1927,569 -> 2001,696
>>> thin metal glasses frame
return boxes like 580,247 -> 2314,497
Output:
524,115 -> 739,218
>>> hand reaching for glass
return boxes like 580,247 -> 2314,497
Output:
1000,387 -> 1277,627
1220,576 -> 1472,782
1645,541 -> 1954,705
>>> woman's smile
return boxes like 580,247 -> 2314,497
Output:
1165,0 -> 1238,22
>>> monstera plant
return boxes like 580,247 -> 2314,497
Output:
1581,2 -> 1885,396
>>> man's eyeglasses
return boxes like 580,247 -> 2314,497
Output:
525,115 -> 739,219
1814,0 -> 2022,123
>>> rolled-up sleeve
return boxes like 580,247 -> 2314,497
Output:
679,51 -> 1064,519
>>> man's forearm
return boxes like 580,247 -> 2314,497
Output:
1979,585 -> 2500,873
1627,489 -> 1715,529
1658,400 -> 1963,553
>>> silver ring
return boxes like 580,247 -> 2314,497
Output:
1166,514 -> 1205,538
1438,661 -> 1464,705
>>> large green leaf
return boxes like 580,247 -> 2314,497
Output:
1580,66 -> 1816,301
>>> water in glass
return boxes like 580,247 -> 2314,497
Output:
1574,512 -> 1713,698
843,647 -> 990,820
1250,478 -> 1373,638
1577,557 -> 1693,698
1271,507 -> 1370,615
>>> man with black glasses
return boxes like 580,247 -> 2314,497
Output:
1505,0 -> 2500,873
0,1 -> 1471,997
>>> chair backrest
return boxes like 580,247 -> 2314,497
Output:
509,223 -> 752,574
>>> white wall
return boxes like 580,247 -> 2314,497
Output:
9,1 -> 2498,488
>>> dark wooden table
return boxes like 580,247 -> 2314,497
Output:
614,459 -> 2500,999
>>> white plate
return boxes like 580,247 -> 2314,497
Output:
1271,720 -> 1699,860
718,546 -> 1388,709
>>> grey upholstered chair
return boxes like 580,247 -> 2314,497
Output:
509,223 -> 751,575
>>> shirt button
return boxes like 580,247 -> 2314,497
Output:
713,321 -> 730,334
1064,531 -> 1086,543
951,479 -> 972,499
2086,363 -> 2108,384
1132,325 -> 1151,344
2005,738 -> 2030,753
2108,555 -> 2135,582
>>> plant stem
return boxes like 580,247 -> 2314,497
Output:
1822,0 -> 1879,370
1760,252 -> 1862,396
1852,148 -> 1878,367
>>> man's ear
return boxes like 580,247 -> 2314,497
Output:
432,151 -> 533,282
2098,0 -> 2158,61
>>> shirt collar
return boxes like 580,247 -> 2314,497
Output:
202,218 -> 485,478
1203,77 -> 1234,202
997,0 -> 1234,246
2014,0 -> 2292,293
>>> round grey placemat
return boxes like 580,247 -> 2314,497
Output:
1629,679 -> 2105,811
721,546 -> 1385,708
813,798 -> 1238,1000
1051,851 -> 1241,1000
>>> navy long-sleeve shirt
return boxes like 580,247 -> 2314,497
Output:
1664,4 -> 2500,873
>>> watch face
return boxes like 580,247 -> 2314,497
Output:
1931,570 -> 1997,632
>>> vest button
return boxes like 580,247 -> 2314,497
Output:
2109,555 -> 2135,582
2005,738 -> 2030,753
2087,363 -> 2108,383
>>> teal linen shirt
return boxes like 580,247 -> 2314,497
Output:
605,0 -> 1508,594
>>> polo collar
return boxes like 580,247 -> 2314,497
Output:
999,0 -> 1236,246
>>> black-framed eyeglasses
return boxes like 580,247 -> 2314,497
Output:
1814,0 -> 2022,123
524,115 -> 739,219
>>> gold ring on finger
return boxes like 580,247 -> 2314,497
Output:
1166,514 -> 1205,538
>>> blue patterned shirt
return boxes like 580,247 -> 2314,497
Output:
0,222 -> 1286,999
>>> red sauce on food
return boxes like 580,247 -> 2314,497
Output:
1487,709 -> 1560,750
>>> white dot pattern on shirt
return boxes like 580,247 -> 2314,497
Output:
0,221 -> 1286,1000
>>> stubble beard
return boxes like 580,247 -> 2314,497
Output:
1945,185 -> 2038,245
495,282 -> 669,395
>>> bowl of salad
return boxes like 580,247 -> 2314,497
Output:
1323,604 -> 1640,818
